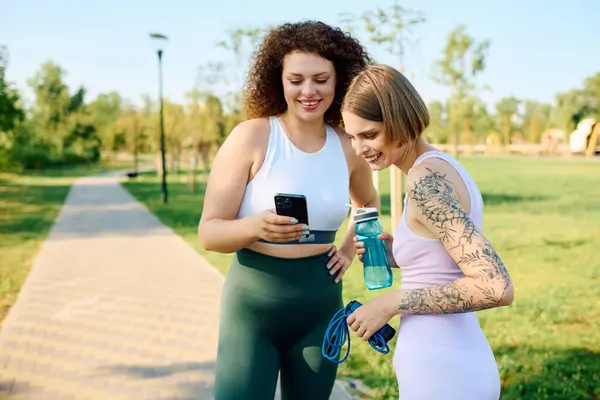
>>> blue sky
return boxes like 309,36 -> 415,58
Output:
2,0 -> 598,110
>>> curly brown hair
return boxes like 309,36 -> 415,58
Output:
242,21 -> 372,127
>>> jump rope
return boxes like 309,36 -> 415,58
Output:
321,300 -> 396,364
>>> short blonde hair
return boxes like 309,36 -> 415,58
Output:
342,64 -> 430,146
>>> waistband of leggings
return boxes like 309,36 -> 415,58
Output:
235,247 -> 332,269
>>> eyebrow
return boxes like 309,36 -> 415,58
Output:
348,128 -> 379,137
288,72 -> 330,77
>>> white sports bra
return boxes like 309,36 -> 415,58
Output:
236,116 -> 350,244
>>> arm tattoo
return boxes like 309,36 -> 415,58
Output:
398,168 -> 512,315
410,168 -> 477,255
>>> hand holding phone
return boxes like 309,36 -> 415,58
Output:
274,193 -> 309,225
253,210 -> 309,243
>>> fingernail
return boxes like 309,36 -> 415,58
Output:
302,225 -> 310,230
291,218 -> 298,224
335,278 -> 339,283
329,269 -> 335,275
326,264 -> 331,269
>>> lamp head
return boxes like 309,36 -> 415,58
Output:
149,32 -> 168,53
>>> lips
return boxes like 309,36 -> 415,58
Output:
364,152 -> 382,163
298,99 -> 322,110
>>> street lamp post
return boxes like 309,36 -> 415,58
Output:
150,32 -> 169,204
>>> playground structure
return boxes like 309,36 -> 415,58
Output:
569,118 -> 600,158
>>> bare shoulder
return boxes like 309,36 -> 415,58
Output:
406,156 -> 472,216
407,157 -> 467,198
211,117 -> 271,176
224,117 -> 270,151
202,118 -> 271,222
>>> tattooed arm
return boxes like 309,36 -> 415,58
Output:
346,161 -> 514,339
394,162 -> 514,315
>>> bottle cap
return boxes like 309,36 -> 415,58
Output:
352,206 -> 379,222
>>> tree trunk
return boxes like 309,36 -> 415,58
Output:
451,96 -> 459,157
503,115 -> 511,147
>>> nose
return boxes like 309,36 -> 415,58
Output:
302,81 -> 316,97
353,138 -> 367,157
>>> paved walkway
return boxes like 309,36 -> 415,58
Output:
0,172 -> 354,400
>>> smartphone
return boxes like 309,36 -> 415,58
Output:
274,193 -> 309,225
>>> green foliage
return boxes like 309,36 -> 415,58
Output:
0,46 -> 26,169
432,25 -> 490,152
3,15 -> 600,170
0,55 -> 104,170
338,1 -> 425,69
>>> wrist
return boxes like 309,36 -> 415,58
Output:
339,242 -> 355,258
386,290 -> 404,316
243,215 -> 261,242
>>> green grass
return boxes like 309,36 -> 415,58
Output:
0,160 -> 135,325
122,156 -> 600,400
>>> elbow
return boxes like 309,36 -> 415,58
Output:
497,281 -> 514,307
197,222 -> 214,252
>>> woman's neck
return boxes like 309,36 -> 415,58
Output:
279,111 -> 326,140
394,137 -> 438,174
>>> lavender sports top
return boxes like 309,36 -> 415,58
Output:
390,151 -> 501,400
392,151 -> 484,290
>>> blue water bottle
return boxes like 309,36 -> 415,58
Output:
354,207 -> 393,290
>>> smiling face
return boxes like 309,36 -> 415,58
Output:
342,111 -> 412,171
281,51 -> 337,122
341,65 -> 430,171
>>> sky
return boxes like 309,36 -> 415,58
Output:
2,0 -> 599,111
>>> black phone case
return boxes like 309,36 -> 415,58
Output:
274,193 -> 309,225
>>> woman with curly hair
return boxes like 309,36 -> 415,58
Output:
198,20 -> 378,400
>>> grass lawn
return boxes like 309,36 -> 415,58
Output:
122,156 -> 600,400
0,160 -> 135,325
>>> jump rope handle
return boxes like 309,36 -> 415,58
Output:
321,300 -> 397,364
346,300 -> 396,343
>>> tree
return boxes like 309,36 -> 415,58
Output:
494,96 -> 520,146
27,61 -> 72,160
554,89 -> 590,134
112,106 -> 147,172
0,46 -> 24,134
338,2 -> 425,69
424,100 -> 448,143
215,26 -> 271,112
163,100 -> 186,171
521,100 -> 552,143
582,72 -> 600,119
0,46 -> 25,168
432,25 -> 490,156
458,95 -> 491,147
87,91 -> 123,153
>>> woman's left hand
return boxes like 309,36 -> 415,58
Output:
346,293 -> 396,341
326,245 -> 352,283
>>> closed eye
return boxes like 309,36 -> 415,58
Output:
289,78 -> 330,85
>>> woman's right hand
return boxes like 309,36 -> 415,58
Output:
252,209 -> 310,243
353,232 -> 395,264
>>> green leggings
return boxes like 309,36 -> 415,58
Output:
214,248 -> 343,400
